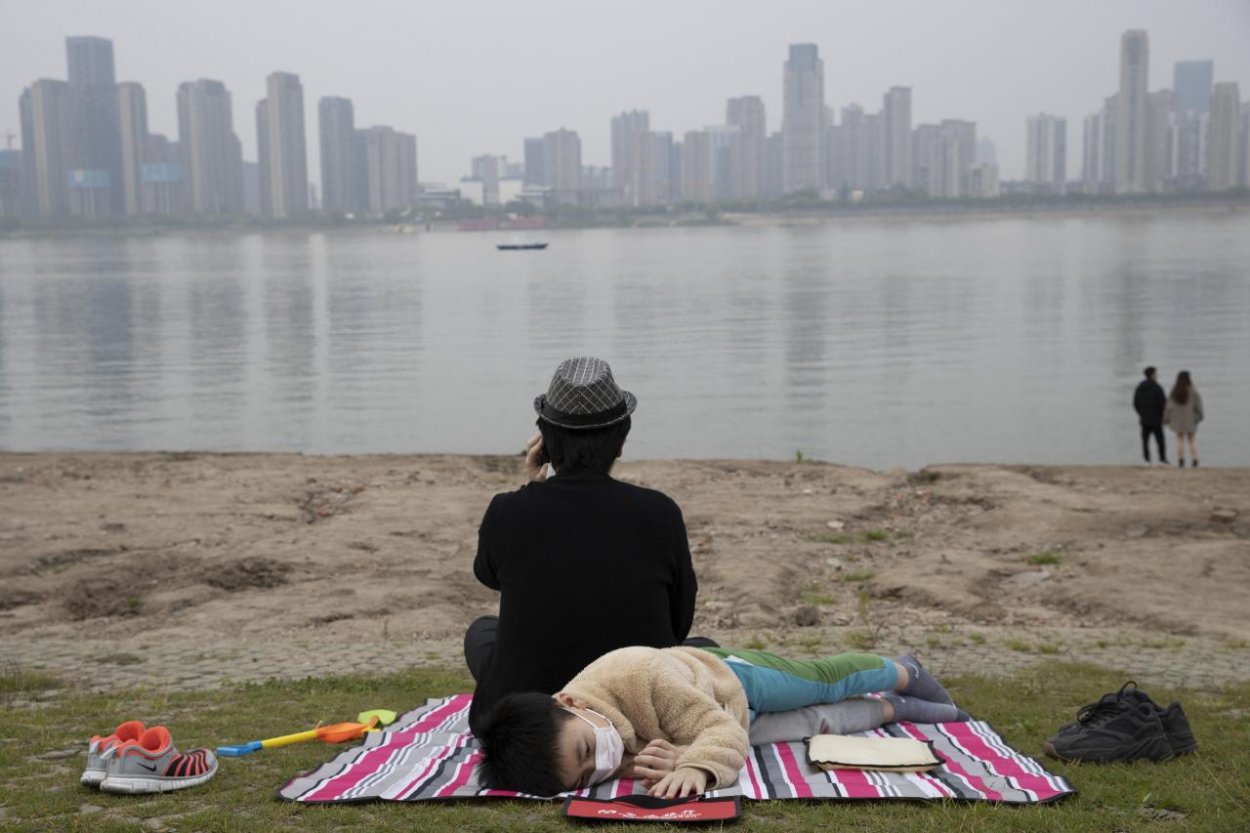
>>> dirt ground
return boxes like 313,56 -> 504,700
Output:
2,452 -> 1247,658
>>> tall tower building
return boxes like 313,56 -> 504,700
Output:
1082,112 -> 1104,192
24,80 -> 74,217
318,96 -> 358,214
65,36 -> 122,215
782,44 -> 825,194
542,128 -> 581,205
471,154 -> 500,205
912,124 -> 941,196
1173,61 -> 1214,116
635,130 -> 675,207
358,125 -> 416,213
177,79 -> 244,214
726,96 -> 766,199
1207,82 -> 1241,190
882,86 -> 912,189
838,104 -> 868,190
116,82 -> 147,216
262,72 -> 308,218
1025,113 -> 1067,193
610,110 -> 649,205
523,137 -> 546,186
938,119 -> 976,198
1144,90 -> 1174,192
1115,30 -> 1149,194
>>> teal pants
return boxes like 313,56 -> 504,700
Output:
702,648 -> 897,720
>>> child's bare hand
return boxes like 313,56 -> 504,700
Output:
632,739 -> 679,784
647,767 -> 707,799
522,433 -> 547,481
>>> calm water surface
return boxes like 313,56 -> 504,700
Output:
1,213 -> 1248,469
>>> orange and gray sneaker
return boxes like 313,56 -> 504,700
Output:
100,726 -> 218,794
82,720 -> 146,787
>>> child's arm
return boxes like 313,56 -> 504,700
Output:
650,675 -> 749,793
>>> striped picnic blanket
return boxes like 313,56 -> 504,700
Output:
278,694 -> 1074,804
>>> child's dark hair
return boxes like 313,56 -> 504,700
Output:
477,692 -> 574,795
537,416 -> 631,474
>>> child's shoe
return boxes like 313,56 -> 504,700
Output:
100,726 -> 218,794
82,720 -> 146,787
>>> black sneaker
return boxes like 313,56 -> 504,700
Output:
1050,682 -> 1197,758
1157,701 -> 1197,756
1043,685 -> 1173,763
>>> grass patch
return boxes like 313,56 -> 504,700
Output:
0,668 -> 62,698
0,664 -> 1248,830
1004,638 -> 1033,652
744,634 -> 768,650
807,531 -> 853,544
969,632 -> 986,644
842,570 -> 876,583
1026,551 -> 1064,566
806,530 -> 896,545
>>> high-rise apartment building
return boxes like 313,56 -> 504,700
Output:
610,110 -> 649,206
140,133 -> 184,215
1241,102 -> 1250,187
116,82 -> 147,216
938,119 -> 976,198
1207,82 -> 1241,190
1081,112 -> 1104,193
523,137 -> 546,186
0,151 -> 23,219
635,130 -> 675,207
471,154 -> 500,205
65,36 -> 122,215
1101,94 -> 1118,190
1144,90 -> 1174,192
1115,30 -> 1149,194
542,128 -> 581,205
256,99 -> 271,216
262,72 -> 308,218
318,96 -> 358,214
912,124 -> 941,196
882,86 -> 912,189
1025,113 -> 1067,193
726,96 -> 766,199
681,129 -> 713,204
25,80 -> 74,217
177,79 -> 244,214
782,44 -> 825,194
359,125 -> 417,213
864,112 -> 884,192
1173,61 -> 1214,116
838,104 -> 867,191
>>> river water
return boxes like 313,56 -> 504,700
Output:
1,212 -> 1247,469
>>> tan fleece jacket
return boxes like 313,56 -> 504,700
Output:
561,646 -> 749,789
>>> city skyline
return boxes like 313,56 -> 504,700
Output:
3,0 -> 1249,187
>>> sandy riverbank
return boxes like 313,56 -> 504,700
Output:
2,453 -> 1247,657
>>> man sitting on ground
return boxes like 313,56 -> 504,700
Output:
465,357 -> 702,733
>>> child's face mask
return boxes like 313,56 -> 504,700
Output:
567,708 -> 624,785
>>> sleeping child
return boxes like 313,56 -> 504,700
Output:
475,645 -> 966,797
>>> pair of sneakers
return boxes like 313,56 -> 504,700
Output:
82,720 -> 218,793
1042,681 -> 1197,763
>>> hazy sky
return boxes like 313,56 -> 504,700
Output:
4,0 -> 1249,187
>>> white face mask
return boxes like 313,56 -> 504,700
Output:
567,707 -> 624,786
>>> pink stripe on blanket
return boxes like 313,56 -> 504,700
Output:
775,742 -> 814,798
828,767 -> 880,799
435,749 -> 481,798
896,722 -> 1003,801
304,695 -> 469,801
939,721 -> 1063,800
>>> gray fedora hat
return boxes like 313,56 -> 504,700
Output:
533,357 -> 637,430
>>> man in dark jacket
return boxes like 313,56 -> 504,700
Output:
465,357 -> 701,732
1133,366 -> 1168,465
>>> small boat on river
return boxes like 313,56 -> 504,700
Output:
496,242 -> 548,251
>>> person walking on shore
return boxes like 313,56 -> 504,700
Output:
1164,370 -> 1204,468
463,357 -> 701,733
1133,366 -> 1168,465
